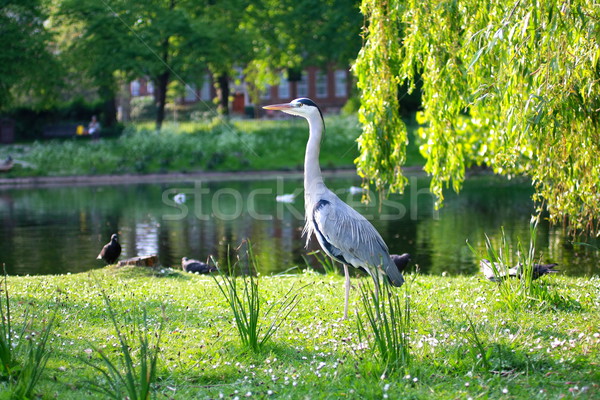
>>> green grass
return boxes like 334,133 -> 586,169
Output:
83,283 -> 163,399
0,271 -> 56,399
1,264 -> 598,399
211,246 -> 305,353
356,280 -> 411,373
0,115 -> 425,178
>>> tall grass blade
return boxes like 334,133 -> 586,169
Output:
0,267 -> 16,378
461,312 -> 492,371
0,265 -> 57,398
212,242 -> 306,352
84,280 -> 163,400
303,250 -> 338,276
12,313 -> 56,399
356,280 -> 411,371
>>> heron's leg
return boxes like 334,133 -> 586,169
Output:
343,264 -> 350,320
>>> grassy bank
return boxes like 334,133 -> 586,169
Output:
0,116 -> 424,178
2,265 -> 598,399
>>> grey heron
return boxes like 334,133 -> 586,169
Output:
97,233 -> 121,264
263,98 -> 407,319
480,259 -> 559,282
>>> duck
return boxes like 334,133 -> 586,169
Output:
480,259 -> 559,282
390,253 -> 411,273
0,155 -> 13,172
181,257 -> 218,274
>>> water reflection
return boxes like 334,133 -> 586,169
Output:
0,173 -> 597,276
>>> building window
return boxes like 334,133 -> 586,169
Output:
200,74 -> 211,101
334,70 -> 347,98
297,73 -> 308,98
261,85 -> 272,100
278,74 -> 290,99
316,71 -> 328,98
185,84 -> 197,102
146,80 -> 154,95
130,80 -> 140,96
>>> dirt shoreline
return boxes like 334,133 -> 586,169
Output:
0,168 -> 377,189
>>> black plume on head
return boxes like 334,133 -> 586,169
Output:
295,98 -> 324,122
296,98 -> 319,108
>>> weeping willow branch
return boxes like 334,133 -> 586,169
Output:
354,0 -> 600,236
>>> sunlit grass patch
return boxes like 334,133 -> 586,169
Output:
0,269 -> 56,399
0,114 -> 427,178
0,259 -> 598,399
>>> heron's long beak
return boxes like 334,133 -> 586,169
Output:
262,103 -> 294,110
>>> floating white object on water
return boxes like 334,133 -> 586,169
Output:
275,194 -> 296,203
348,186 -> 366,195
174,193 -> 186,204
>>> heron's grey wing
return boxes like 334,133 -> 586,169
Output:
312,197 -> 403,286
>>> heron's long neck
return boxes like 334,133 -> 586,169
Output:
304,116 -> 326,201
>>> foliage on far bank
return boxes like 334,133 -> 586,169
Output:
0,116 -> 423,178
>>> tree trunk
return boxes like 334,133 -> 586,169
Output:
98,86 -> 117,129
215,73 -> 230,115
155,70 -> 170,130
155,13 -> 172,131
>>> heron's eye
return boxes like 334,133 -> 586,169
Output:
296,103 -> 303,107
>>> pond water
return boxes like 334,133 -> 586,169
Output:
0,172 -> 598,277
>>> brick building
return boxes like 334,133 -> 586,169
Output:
128,65 -> 351,117
259,66 -> 351,113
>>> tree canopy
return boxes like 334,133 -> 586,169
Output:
54,0 -> 220,128
0,0 -> 59,109
354,0 -> 600,236
36,0 -> 361,126
243,0 -> 362,105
